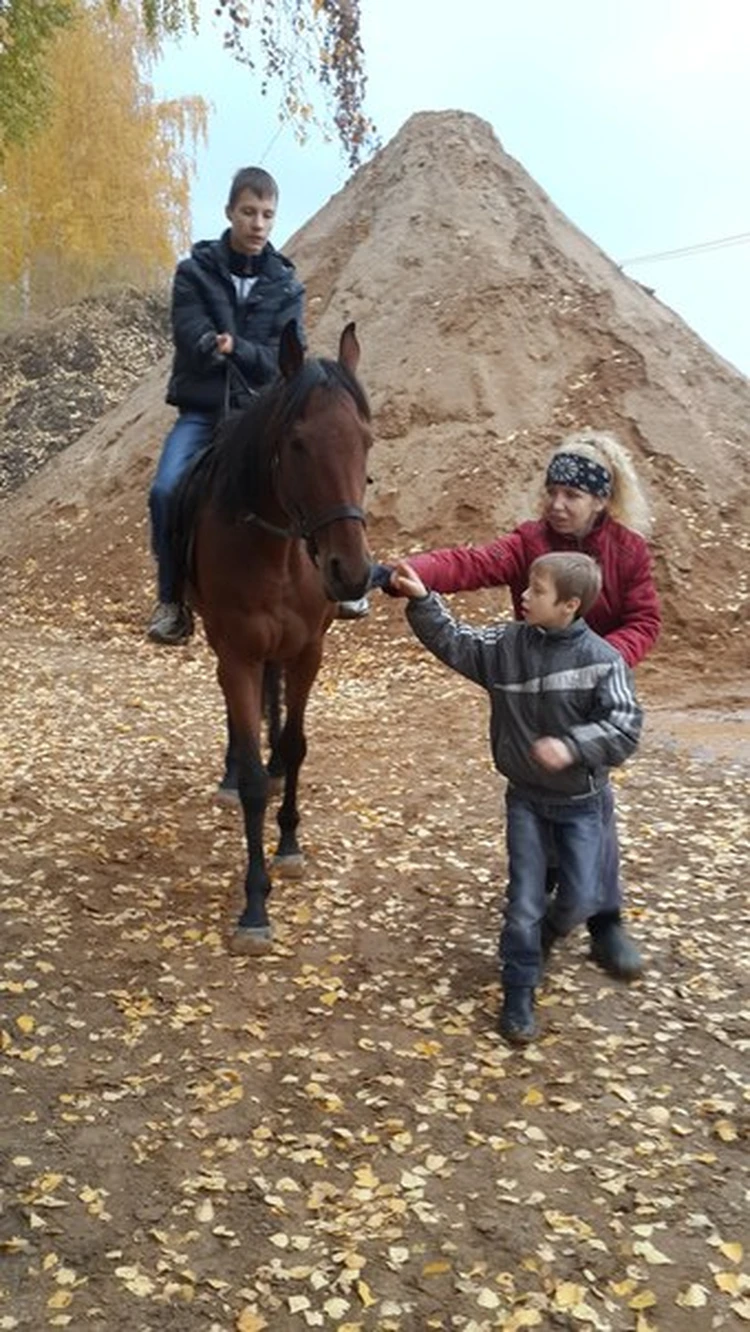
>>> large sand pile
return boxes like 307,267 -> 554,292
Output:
1,110 -> 748,673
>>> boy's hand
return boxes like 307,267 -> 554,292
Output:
531,737 -> 575,771
392,560 -> 428,599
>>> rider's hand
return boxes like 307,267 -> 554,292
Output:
216,332 -> 234,356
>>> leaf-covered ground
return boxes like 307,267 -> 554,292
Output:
1,598 -> 748,1332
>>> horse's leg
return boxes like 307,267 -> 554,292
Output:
219,659 -> 274,953
272,643 -> 322,878
264,662 -> 285,792
217,676 -> 281,807
215,706 -> 241,807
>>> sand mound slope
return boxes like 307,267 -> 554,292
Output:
1,111 -> 747,672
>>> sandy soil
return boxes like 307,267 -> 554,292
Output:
1,597 -> 748,1332
1,107 -> 749,1331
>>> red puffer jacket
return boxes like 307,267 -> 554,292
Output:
408,515 -> 661,668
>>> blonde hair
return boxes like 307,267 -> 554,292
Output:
545,430 -> 652,535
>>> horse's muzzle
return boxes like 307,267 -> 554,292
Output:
322,553 -> 372,604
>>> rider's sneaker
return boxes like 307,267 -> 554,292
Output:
336,596 -> 370,620
147,601 -> 194,645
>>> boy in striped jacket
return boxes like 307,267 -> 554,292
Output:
393,551 -> 643,1045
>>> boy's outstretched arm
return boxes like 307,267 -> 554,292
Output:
402,576 -> 509,691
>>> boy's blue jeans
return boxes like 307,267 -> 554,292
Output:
597,781 -> 621,916
501,788 -> 605,988
148,412 -> 216,603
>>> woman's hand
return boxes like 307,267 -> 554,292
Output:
216,332 -> 234,356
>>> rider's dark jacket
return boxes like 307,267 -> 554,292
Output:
166,230 -> 305,414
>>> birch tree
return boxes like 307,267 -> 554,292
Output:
0,0 -> 207,317
2,0 -> 375,167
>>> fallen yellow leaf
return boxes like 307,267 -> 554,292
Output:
522,1087 -> 544,1107
554,1281 -> 585,1308
676,1284 -> 708,1309
629,1290 -> 657,1310
236,1312 -> 268,1332
719,1241 -> 744,1264
715,1272 -> 742,1295
46,1291 -> 72,1310
356,1279 -> 376,1307
422,1260 -> 451,1276
715,1119 -> 738,1142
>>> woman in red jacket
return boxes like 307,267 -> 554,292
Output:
375,430 -> 660,979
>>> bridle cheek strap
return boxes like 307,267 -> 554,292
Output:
242,503 -> 367,564
244,454 -> 367,559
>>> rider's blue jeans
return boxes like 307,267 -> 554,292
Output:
149,412 -> 215,602
501,788 -> 605,989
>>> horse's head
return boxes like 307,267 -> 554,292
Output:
274,322 -> 373,603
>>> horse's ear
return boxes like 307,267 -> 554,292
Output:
279,320 -> 305,380
338,322 -> 360,375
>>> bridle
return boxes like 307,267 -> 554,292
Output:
243,497 -> 367,558
229,362 -> 367,561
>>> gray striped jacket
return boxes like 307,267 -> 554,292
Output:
406,593 -> 643,802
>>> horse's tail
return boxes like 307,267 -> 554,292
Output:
263,663 -> 285,781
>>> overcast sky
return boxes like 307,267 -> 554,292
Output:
153,0 -> 750,375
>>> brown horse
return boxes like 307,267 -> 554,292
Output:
174,321 -> 372,952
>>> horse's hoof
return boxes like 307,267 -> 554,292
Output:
272,853 -> 305,879
229,925 -> 274,955
215,786 -> 241,811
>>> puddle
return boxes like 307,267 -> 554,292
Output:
647,706 -> 750,765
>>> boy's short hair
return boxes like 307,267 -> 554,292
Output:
227,167 -> 279,208
530,552 -> 602,617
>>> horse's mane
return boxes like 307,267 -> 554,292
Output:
170,355 -> 370,600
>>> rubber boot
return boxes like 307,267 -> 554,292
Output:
498,987 -> 537,1045
540,916 -> 560,977
588,912 -> 643,980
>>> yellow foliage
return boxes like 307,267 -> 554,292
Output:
0,0 -> 207,318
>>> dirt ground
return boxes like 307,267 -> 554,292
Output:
1,592 -> 748,1332
1,107 -> 749,1331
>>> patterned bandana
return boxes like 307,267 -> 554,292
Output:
545,451 -> 612,498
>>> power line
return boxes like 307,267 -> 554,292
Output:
620,231 -> 750,267
258,120 -> 286,164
